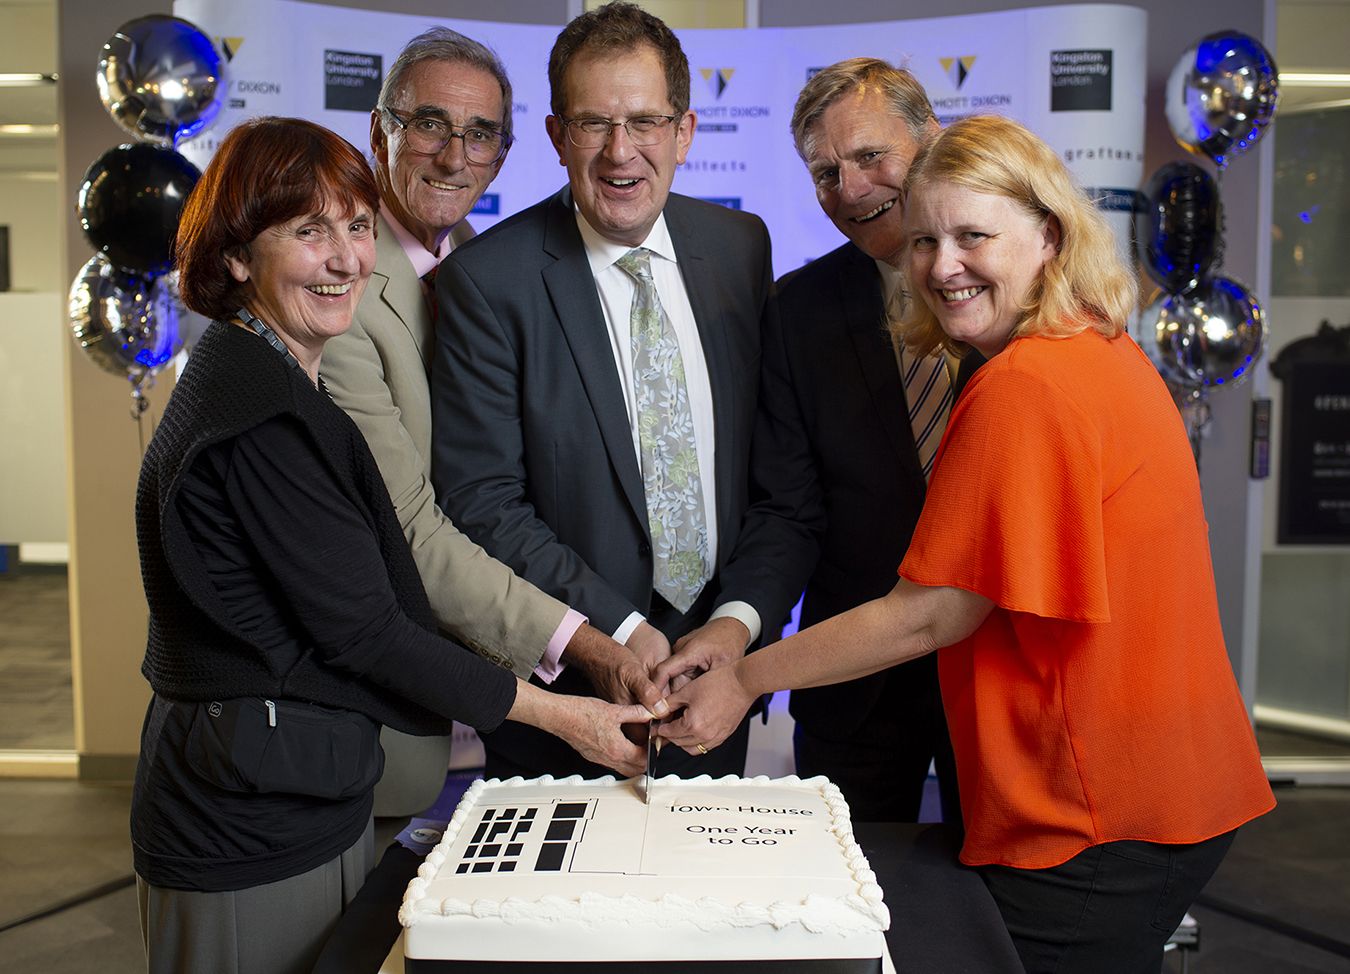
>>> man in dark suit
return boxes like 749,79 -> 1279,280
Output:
431,2 -> 790,780
676,59 -> 973,823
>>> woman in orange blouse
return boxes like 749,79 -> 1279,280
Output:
655,115 -> 1274,974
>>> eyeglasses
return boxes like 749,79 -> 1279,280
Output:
558,114 -> 683,149
380,107 -> 512,165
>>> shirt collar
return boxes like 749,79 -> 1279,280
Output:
574,206 -> 678,278
381,203 -> 455,279
874,258 -> 905,307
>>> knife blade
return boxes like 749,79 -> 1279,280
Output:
642,719 -> 662,804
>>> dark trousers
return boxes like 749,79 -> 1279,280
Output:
979,829 -> 1237,974
792,662 -> 960,825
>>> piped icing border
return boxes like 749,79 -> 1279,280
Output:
399,774 -> 890,936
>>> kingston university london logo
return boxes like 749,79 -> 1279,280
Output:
939,56 -> 976,90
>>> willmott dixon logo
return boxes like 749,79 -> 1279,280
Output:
217,37 -> 244,62
699,68 -> 735,99
939,56 -> 976,89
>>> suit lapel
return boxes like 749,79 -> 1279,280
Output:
665,197 -> 738,547
541,190 -> 647,528
841,246 -> 925,480
374,214 -> 433,369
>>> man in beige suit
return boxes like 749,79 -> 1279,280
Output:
323,27 -> 663,817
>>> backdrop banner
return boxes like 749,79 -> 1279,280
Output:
173,0 -> 1146,276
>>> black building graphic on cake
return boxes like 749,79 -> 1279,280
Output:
456,801 -> 596,875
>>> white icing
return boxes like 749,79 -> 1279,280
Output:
401,774 -> 890,962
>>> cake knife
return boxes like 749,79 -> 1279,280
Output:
642,719 -> 662,804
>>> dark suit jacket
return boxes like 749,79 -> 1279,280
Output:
722,241 -> 980,739
430,186 -> 783,644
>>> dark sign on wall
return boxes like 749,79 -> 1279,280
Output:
1050,50 -> 1112,111
324,50 -> 382,112
1272,322 -> 1350,544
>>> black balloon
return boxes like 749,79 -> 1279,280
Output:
1136,162 -> 1220,295
77,143 -> 200,275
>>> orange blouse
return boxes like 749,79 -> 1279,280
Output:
900,330 -> 1274,869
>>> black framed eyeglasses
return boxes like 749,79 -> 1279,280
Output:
380,107 -> 512,165
559,114 -> 683,149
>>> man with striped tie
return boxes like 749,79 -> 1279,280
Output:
697,59 -> 981,824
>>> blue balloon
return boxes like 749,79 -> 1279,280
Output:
97,15 -> 225,146
1166,31 -> 1279,168
68,255 -> 185,388
1144,277 -> 1265,390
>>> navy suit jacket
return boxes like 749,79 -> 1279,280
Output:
721,241 -> 981,737
431,187 -> 787,641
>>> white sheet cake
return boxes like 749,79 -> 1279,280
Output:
400,774 -> 889,971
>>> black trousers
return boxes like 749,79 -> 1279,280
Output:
979,829 -> 1237,974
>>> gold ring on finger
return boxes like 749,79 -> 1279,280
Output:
696,743 -> 708,755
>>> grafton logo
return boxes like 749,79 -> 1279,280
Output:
699,68 -> 735,99
939,56 -> 976,89
218,37 -> 244,62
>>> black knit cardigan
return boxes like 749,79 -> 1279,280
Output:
135,321 -> 455,736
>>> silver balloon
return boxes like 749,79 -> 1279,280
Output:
97,15 -> 225,147
69,255 -> 185,389
1145,277 -> 1265,391
1140,290 -> 1202,392
1166,31 -> 1278,168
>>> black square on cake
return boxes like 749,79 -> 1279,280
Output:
535,843 -> 567,871
545,820 -> 575,842
554,803 -> 587,818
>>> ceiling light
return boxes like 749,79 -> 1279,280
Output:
0,124 -> 60,137
0,73 -> 58,87
1279,72 -> 1350,87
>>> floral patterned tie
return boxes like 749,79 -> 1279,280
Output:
615,248 -> 710,613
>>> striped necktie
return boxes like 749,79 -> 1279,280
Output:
900,346 -> 954,482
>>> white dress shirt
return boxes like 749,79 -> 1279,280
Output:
575,209 -> 760,646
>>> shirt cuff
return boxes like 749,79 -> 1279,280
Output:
533,609 -> 586,685
710,601 -> 761,649
612,611 -> 646,647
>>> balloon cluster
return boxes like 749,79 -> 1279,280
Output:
1138,30 -> 1277,451
70,16 -> 223,416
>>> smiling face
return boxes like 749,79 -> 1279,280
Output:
226,199 -> 376,367
372,58 -> 507,252
546,44 -> 694,247
903,181 -> 1060,357
804,88 -> 935,265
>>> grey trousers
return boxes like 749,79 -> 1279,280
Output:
137,817 -> 375,974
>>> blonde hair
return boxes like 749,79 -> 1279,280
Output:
895,114 -> 1136,358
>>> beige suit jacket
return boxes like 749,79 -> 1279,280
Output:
324,214 -> 568,674
323,215 -> 569,814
